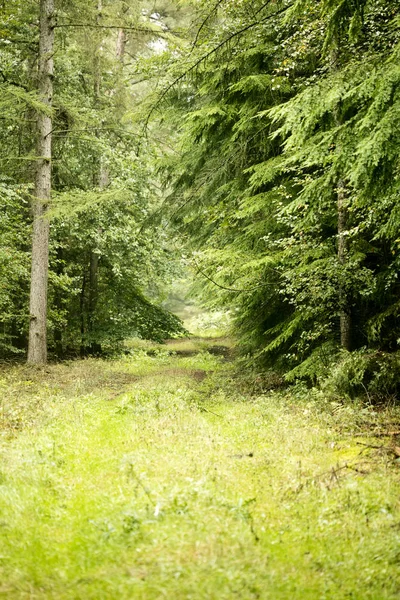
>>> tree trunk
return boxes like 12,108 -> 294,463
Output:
27,0 -> 54,365
85,5 -> 127,355
80,271 -> 87,357
116,27 -> 127,61
53,244 -> 64,358
337,179 -> 352,351
85,0 -> 108,354
94,0 -> 103,99
331,46 -> 352,352
88,251 -> 101,353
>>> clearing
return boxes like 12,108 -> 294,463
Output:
0,338 -> 400,599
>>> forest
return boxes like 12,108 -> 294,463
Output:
0,0 -> 400,598
1,0 -> 399,396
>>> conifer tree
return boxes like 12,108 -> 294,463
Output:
156,0 -> 400,390
27,0 -> 54,364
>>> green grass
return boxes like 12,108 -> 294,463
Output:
0,343 -> 400,598
124,335 -> 234,355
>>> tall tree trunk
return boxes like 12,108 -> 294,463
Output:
85,0 -> 107,354
331,47 -> 352,351
337,180 -> 352,350
27,0 -> 54,365
86,5 -> 128,355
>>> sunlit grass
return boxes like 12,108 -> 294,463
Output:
124,335 -> 235,356
0,346 -> 400,598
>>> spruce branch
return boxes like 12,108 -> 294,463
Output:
191,257 -> 278,293
141,2 -> 294,142
53,22 -> 184,38
191,0 -> 227,53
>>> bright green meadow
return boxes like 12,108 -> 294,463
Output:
1,338 -> 400,599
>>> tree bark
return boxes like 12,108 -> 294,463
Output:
116,26 -> 127,61
27,0 -> 54,365
88,250 -> 100,353
331,46 -> 352,351
337,179 -> 352,351
80,271 -> 87,357
53,244 -> 64,358
116,1 -> 129,61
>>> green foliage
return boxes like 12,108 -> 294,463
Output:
49,162 -> 186,352
1,0 -> 400,395
155,0 -> 400,397
0,182 -> 31,352
0,0 -> 187,357
323,349 -> 400,401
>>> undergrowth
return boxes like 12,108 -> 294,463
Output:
0,341 -> 400,599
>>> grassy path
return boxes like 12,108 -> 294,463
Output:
1,340 -> 400,599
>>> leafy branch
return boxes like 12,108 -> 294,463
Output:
191,256 -> 278,293
141,2 -> 294,137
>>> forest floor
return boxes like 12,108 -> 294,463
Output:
1,337 -> 400,599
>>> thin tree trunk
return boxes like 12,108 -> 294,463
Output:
85,0 -> 108,354
116,27 -> 127,61
27,0 -> 54,365
86,5 -> 128,354
94,0 -> 103,99
80,271 -> 87,357
53,244 -> 64,358
88,251 -> 100,353
331,47 -> 352,351
337,180 -> 352,350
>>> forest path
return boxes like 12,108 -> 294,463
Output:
0,340 -> 400,599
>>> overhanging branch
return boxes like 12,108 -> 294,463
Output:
142,3 -> 294,138
191,0 -> 227,52
191,257 -> 278,293
53,22 -> 183,38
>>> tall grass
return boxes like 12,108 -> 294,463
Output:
0,344 -> 400,598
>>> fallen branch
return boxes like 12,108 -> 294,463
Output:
196,404 -> 223,418
289,461 -> 374,496
350,431 -> 400,438
357,441 -> 400,457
